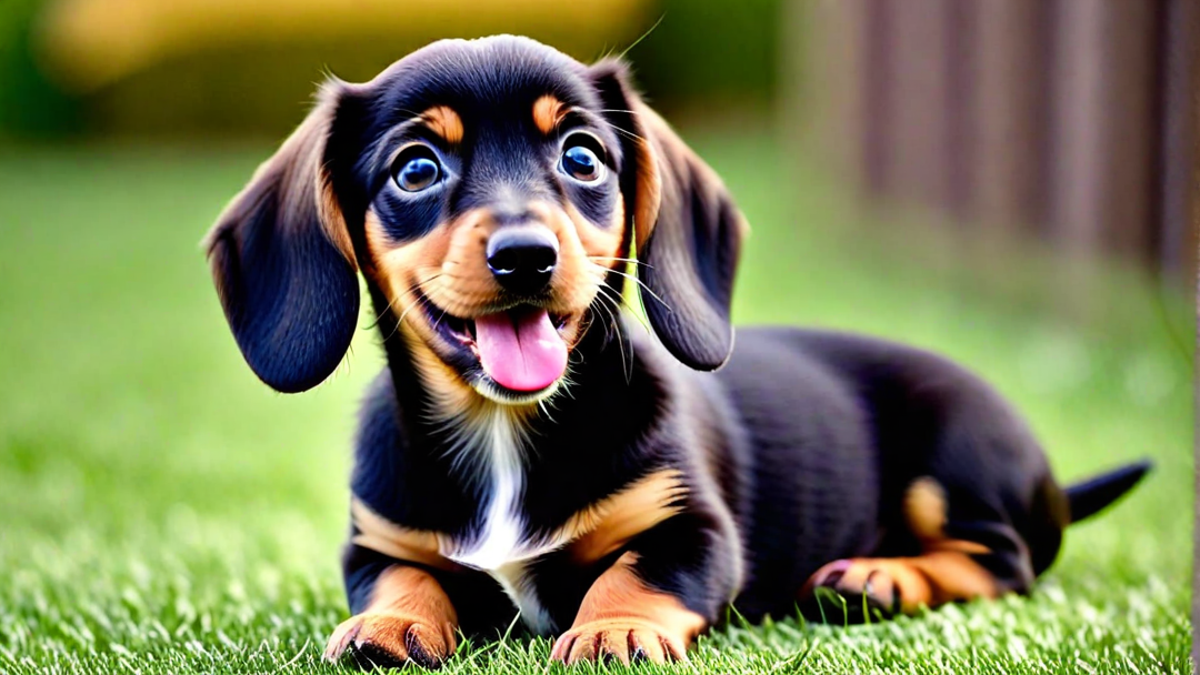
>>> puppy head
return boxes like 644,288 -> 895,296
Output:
205,36 -> 747,403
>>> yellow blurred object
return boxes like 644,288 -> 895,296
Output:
36,0 -> 649,92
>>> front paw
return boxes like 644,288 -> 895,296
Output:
550,618 -> 687,665
323,612 -> 457,670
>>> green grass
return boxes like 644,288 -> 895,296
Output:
0,132 -> 1191,674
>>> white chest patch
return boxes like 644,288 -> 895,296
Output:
439,404 -> 556,633
449,407 -> 527,569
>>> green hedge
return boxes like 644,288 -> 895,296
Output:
0,0 -> 80,138
627,0 -> 785,110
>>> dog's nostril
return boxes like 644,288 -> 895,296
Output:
527,246 -> 557,274
486,227 -> 558,294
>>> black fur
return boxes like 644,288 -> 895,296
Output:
1064,461 -> 1152,523
206,98 -> 360,393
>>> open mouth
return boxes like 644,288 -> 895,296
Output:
419,294 -> 571,395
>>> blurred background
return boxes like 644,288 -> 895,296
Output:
0,0 -> 1194,671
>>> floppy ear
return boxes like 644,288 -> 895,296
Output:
589,61 -> 748,371
203,85 -> 360,393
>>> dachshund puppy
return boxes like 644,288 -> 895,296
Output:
205,35 -> 1150,668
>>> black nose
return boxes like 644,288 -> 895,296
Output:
486,227 -> 559,295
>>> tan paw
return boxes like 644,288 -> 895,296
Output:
802,558 -> 927,621
323,612 -> 457,670
550,618 -> 688,665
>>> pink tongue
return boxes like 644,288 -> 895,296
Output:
474,308 -> 567,392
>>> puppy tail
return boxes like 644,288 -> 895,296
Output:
1064,459 -> 1153,524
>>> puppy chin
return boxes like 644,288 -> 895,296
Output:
470,373 -> 564,406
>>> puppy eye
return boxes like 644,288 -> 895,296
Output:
392,146 -> 442,192
559,135 -> 605,184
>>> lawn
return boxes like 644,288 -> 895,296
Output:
0,131 -> 1191,674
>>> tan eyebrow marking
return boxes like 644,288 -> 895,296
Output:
533,95 -> 568,135
420,106 -> 464,145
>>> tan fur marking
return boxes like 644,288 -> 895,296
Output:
366,207 -> 504,322
930,538 -> 992,555
324,566 -> 458,665
532,95 -> 568,135
404,331 -> 478,414
318,180 -> 355,263
420,210 -> 506,319
909,551 -> 1000,604
350,498 -> 458,571
903,476 -> 989,554
363,211 -> 475,412
905,476 -> 947,540
421,105 -> 464,145
627,101 -> 665,251
631,139 -> 662,252
363,209 -> 455,301
558,469 -> 688,564
551,551 -> 706,664
529,200 -> 623,319
563,200 -> 624,262
352,469 -> 685,572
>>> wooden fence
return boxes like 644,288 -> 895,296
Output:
790,0 -> 1199,289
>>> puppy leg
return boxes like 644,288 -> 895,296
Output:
551,512 -> 740,665
802,478 -> 1025,621
551,552 -> 705,665
324,563 -> 458,669
802,544 -> 1001,619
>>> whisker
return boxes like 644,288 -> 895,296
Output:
604,124 -> 648,145
599,280 -> 651,334
422,284 -> 453,332
588,262 -> 672,314
386,296 -> 426,344
585,263 -> 644,325
374,271 -> 456,344
587,261 -> 651,332
591,292 -> 619,353
613,14 -> 664,60
365,271 -> 446,331
537,398 -> 561,425
392,107 -> 428,120
592,287 -> 619,346
592,109 -> 646,116
594,286 -> 633,383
